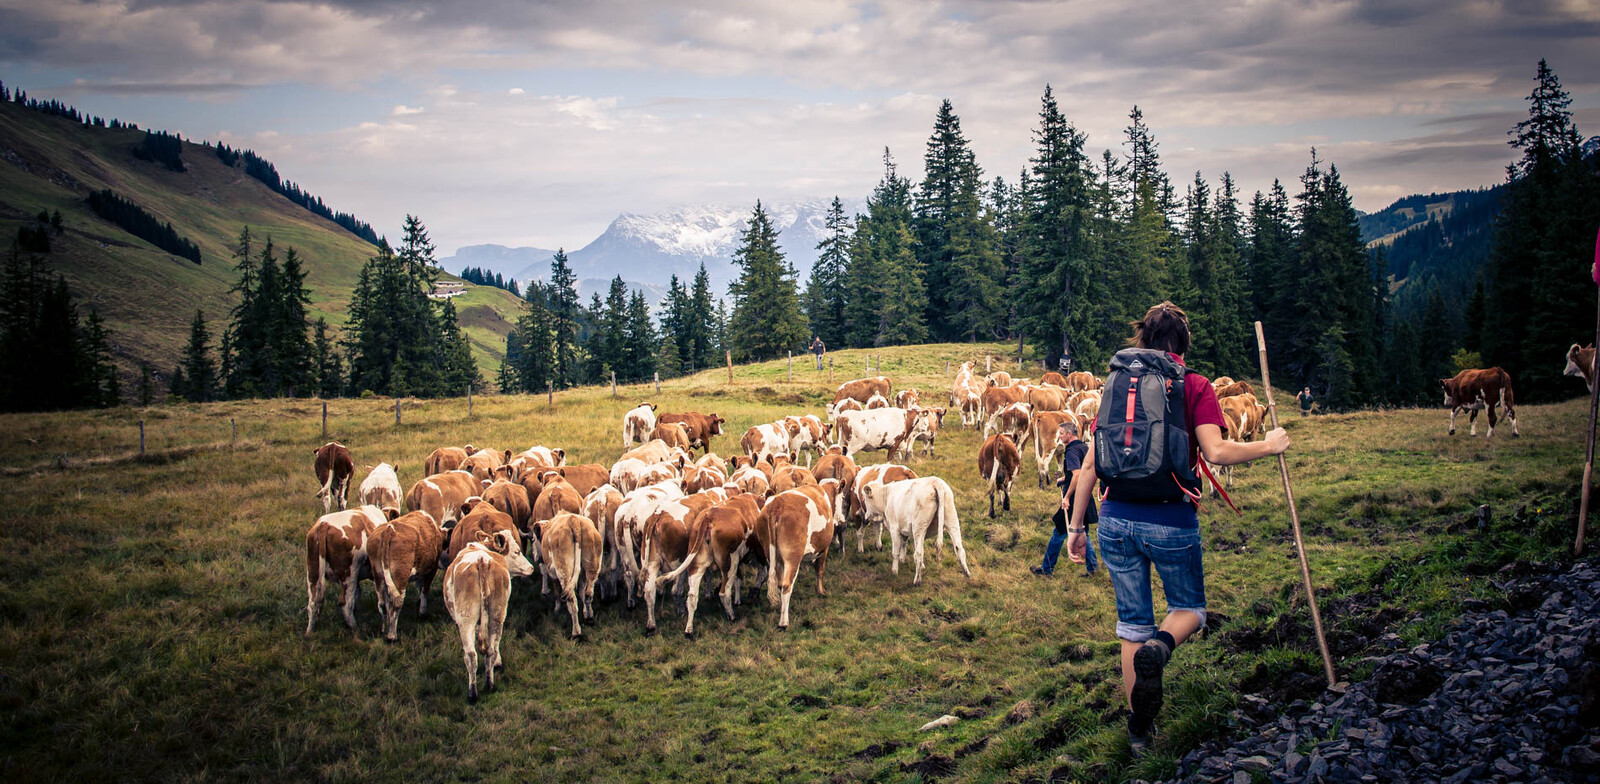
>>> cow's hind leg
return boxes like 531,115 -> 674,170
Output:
458,604 -> 481,703
683,566 -> 706,637
1449,407 -> 1458,435
305,571 -> 323,636
340,573 -> 360,631
1486,401 -> 1498,439
815,548 -> 829,596
777,557 -> 799,631
1469,409 -> 1480,437
912,527 -> 927,586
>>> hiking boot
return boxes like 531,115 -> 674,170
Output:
1030,565 -> 1053,577
1131,638 -> 1171,730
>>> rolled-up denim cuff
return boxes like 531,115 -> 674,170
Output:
1116,622 -> 1157,642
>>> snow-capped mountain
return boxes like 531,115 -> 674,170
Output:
445,199 -> 863,300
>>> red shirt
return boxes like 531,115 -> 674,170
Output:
1170,352 -> 1227,467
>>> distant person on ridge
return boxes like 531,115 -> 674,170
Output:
1297,386 -> 1314,417
810,336 -> 826,370
1065,301 -> 1290,755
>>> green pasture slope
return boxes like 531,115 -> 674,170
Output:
0,343 -> 1587,783
0,100 -> 524,384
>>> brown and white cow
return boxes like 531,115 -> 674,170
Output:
637,493 -> 721,634
1074,393 -> 1102,423
305,504 -> 395,635
404,471 -> 481,529
979,383 -> 1028,425
754,481 -> 840,630
553,464 -> 608,497
770,459 -> 819,495
784,415 -> 831,466
895,388 -> 921,409
1214,380 -> 1256,400
656,412 -> 726,452
985,371 -> 1014,388
828,397 -> 865,429
741,422 -> 793,465
1065,371 -> 1102,392
1442,368 -> 1519,438
978,433 -> 1021,518
506,446 -> 566,481
444,499 -> 521,565
650,422 -> 694,451
443,529 -> 534,702
834,408 -> 924,461
359,463 -> 404,510
462,448 -> 512,483
582,484 -> 627,601
532,473 -> 584,526
987,401 -> 1033,443
1029,410 -> 1078,489
623,402 -> 658,447
1025,384 -> 1070,414
858,476 -> 971,584
905,407 -> 946,458
849,463 -> 918,552
370,509 -> 448,642
425,445 -> 474,477
681,463 -> 728,494
834,376 -> 892,406
728,462 -> 771,497
865,393 -> 891,410
1566,344 -> 1597,393
621,438 -> 677,466
613,480 -> 688,607
480,478 -> 532,534
1220,394 -> 1264,443
314,442 -> 355,514
531,512 -> 603,638
659,491 -> 764,636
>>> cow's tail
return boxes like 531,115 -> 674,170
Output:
662,518 -> 706,583
936,478 -> 970,577
368,528 -> 394,601
315,470 -> 334,501
568,526 -> 582,601
987,453 -> 1001,492
305,528 -> 325,598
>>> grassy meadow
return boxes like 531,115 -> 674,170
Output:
0,342 -> 1589,783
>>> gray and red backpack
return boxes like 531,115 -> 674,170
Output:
1093,348 -> 1205,504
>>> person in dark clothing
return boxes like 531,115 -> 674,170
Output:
1032,420 -> 1097,576
810,336 -> 826,370
1296,387 -> 1314,416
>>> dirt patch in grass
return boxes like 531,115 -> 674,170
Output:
853,740 -> 904,760
1238,658 -> 1327,705
1219,590 -> 1405,659
900,753 -> 957,779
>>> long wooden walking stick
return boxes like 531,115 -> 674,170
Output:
1579,227 -> 1600,555
1255,321 -> 1337,687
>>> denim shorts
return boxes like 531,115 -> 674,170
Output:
1097,513 -> 1207,642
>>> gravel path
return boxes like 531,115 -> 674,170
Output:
1134,560 -> 1600,784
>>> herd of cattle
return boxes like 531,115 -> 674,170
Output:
301,348 -> 1577,702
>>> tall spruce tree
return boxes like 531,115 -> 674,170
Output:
548,249 -> 582,388
180,309 -> 216,402
916,100 -> 1004,340
803,196 -> 851,346
625,290 -> 657,382
688,263 -> 717,371
1017,86 -> 1096,369
312,318 -> 343,398
727,201 -> 807,361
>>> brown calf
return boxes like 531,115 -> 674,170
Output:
638,493 -> 720,634
443,529 -> 535,702
1442,367 -> 1520,438
978,433 -> 1021,518
657,412 -> 726,451
660,492 -> 765,636
314,442 -> 355,514
533,512 -> 604,638
305,504 -> 395,635
370,510 -> 448,642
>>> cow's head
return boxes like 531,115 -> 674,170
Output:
482,530 -> 536,577
824,444 -> 844,455
462,496 -> 485,516
463,444 -> 478,456
930,407 -> 946,426
772,454 -> 792,469
551,448 -> 567,466
732,455 -> 752,469
1440,378 -> 1457,407
708,414 -> 725,435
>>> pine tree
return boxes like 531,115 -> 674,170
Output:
689,263 -> 717,371
845,150 -> 927,347
662,274 -> 690,370
312,318 -> 343,398
275,247 -> 313,396
436,298 -> 481,395
803,196 -> 851,346
589,276 -> 629,381
180,309 -> 216,402
1017,86 -> 1096,369
507,282 -> 556,393
548,249 -> 581,388
876,222 -> 930,345
625,290 -> 657,382
137,363 -> 154,407
915,100 -> 1002,339
728,202 -> 808,361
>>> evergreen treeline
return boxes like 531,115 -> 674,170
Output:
0,79 -> 129,130
0,245 -> 120,411
131,130 -> 184,172
86,189 -> 203,264
459,266 -> 521,296
215,144 -> 383,246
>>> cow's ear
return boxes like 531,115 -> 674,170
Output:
531,520 -> 546,541
476,529 -> 494,545
382,506 -> 401,521
464,444 -> 478,455
502,450 -> 512,463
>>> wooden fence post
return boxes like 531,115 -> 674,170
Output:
138,419 -> 145,455
788,352 -> 792,382
946,360 -> 950,375
231,417 -> 237,446
611,371 -> 617,398
467,384 -> 473,418
321,401 -> 328,438
655,371 -> 660,395
548,380 -> 553,406
865,355 -> 870,373
726,351 -> 733,384
394,398 -> 401,426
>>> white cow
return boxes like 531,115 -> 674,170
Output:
858,477 -> 972,585
833,408 -> 921,460
622,403 -> 659,448
358,463 -> 403,510
741,422 -> 793,465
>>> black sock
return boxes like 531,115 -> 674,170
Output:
1154,630 -> 1178,652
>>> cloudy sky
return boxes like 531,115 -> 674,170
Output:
2,0 -> 1597,254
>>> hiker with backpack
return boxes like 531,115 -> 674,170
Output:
1064,302 -> 1289,754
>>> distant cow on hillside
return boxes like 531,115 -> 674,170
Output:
1442,367 -> 1519,439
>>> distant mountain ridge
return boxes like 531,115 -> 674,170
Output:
442,198 -> 864,299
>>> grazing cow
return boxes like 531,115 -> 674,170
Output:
359,463 -> 403,510
828,397 -> 865,429
656,412 -> 726,452
728,463 -> 771,497
771,461 -> 819,495
582,485 -> 626,601
507,446 -> 566,481
1074,393 -> 1101,423
443,529 -> 534,702
1443,367 -> 1520,438
660,492 -> 764,636
1030,410 -> 1077,489
480,478 -> 532,534
784,415 -> 831,467
905,407 -> 946,457
404,471 -> 481,529
650,422 -> 693,451
849,463 -> 918,552
1025,384 -> 1070,413
858,476 -> 972,584
445,499 -> 520,565
986,371 -> 1014,388
304,504 -> 395,635
623,402 -> 658,447
1039,371 -> 1069,389
865,393 -> 891,410
1220,395 -> 1264,443
554,464 -> 608,497
314,442 -> 355,514
1567,344 -> 1597,393
1065,371 -> 1101,392
987,401 -> 1033,443
462,449 -> 512,483
621,439 -> 676,466
533,474 -> 584,525
754,482 -> 840,630
741,422 -> 793,464
425,446 -> 473,477
531,512 -> 603,638
834,407 -> 925,461
979,383 -> 1028,425
978,433 -> 1021,517
637,493 -> 720,634
895,388 -> 921,409
833,376 -> 893,406
1214,380 -> 1256,400
370,510 -> 448,642
613,480 -> 688,607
